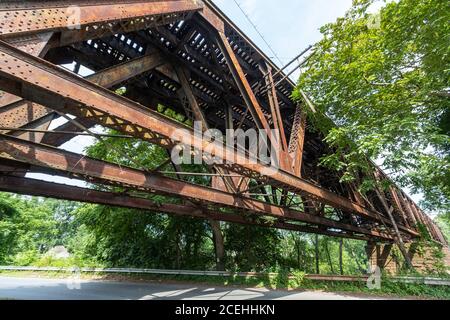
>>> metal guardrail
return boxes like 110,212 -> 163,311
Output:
390,276 -> 450,286
0,266 -> 366,281
0,266 -> 449,286
0,266 -> 274,278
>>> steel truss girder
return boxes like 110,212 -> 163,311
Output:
46,10 -> 278,134
1,1 -> 438,244
0,1 -> 203,40
0,175 -> 370,241
289,105 -> 307,177
74,35 -> 255,128
0,40 -> 418,238
0,134 -> 393,241
1,51 -> 165,143
215,31 -> 273,139
0,32 -> 54,113
40,117 -> 96,147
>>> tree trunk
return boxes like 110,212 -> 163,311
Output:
339,239 -> 344,275
374,186 -> 414,270
193,229 -> 201,259
315,234 -> 320,274
325,240 -> 335,274
271,186 -> 278,204
210,220 -> 225,271
175,229 -> 181,269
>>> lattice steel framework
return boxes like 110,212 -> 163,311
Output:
0,0 -> 446,248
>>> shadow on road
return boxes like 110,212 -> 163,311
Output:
0,276 -> 376,300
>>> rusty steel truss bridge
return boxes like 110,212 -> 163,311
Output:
0,0 -> 446,255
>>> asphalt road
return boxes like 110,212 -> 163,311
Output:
0,276 -> 383,300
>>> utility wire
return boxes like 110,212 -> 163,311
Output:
231,1 -> 314,86
232,0 -> 283,66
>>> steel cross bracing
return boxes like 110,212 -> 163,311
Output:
0,0 -> 446,245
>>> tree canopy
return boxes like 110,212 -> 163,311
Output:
293,0 -> 450,212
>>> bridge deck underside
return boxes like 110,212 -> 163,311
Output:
0,0 -> 445,244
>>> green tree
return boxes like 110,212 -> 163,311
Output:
0,194 -> 20,263
435,212 -> 450,244
224,224 -> 282,272
0,193 -> 60,264
70,204 -> 215,269
294,0 -> 450,212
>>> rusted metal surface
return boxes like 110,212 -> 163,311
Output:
389,186 -> 410,228
216,31 -> 273,140
289,105 -> 307,177
216,31 -> 290,172
0,32 -> 59,140
40,117 -> 96,146
374,186 -> 414,269
88,51 -> 166,88
199,1 -> 225,33
0,134 -> 394,240
264,65 -> 288,152
0,40 -> 419,238
0,175 -> 370,241
174,64 -> 243,194
0,1 -> 203,38
0,32 -> 53,117
0,101 -> 52,133
2,51 -> 165,141
0,0 -> 443,245
175,66 -> 209,130
4,32 -> 54,56
10,113 -> 55,143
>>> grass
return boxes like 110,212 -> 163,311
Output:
1,269 -> 449,300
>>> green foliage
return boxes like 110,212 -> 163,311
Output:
289,271 -> 306,288
278,233 -> 368,275
380,278 -> 450,299
0,193 -> 61,264
1,188 -> 373,274
294,0 -> 450,212
76,111 -> 287,272
435,212 -> 450,243
224,224 -> 282,272
76,128 -> 217,269
32,255 -> 97,268
0,195 -> 19,263
72,204 -> 215,269
11,250 -> 39,266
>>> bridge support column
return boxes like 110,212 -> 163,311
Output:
367,242 -> 450,275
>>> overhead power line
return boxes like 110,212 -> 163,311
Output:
232,0 -> 283,66
231,0 -> 313,85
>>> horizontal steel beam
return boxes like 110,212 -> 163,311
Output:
0,134 -> 393,240
0,1 -> 203,39
40,117 -> 97,146
88,51 -> 166,88
0,175 -> 370,241
0,32 -> 54,125
1,51 -> 165,140
0,100 -> 52,133
0,40 -> 417,237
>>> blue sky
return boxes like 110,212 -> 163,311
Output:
28,0 -> 425,208
214,0 -> 353,73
